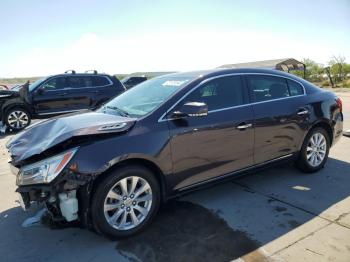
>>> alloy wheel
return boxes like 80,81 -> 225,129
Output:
306,132 -> 327,167
103,176 -> 153,230
7,110 -> 29,129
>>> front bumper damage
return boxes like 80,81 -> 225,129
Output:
13,165 -> 95,228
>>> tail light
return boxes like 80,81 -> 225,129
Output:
336,97 -> 342,113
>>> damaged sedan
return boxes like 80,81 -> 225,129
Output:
7,68 -> 343,238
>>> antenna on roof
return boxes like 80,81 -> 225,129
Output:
85,70 -> 98,74
65,70 -> 76,74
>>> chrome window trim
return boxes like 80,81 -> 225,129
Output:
158,72 -> 306,122
39,75 -> 113,92
36,109 -> 82,116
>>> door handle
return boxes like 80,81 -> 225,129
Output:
297,108 -> 309,115
237,123 -> 252,130
59,93 -> 68,96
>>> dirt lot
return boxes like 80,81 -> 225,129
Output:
0,92 -> 349,262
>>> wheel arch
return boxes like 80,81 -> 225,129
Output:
91,157 -> 168,202
310,120 -> 334,146
2,102 -> 32,121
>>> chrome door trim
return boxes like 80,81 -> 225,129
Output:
236,123 -> 253,129
297,110 -> 309,115
36,109 -> 83,116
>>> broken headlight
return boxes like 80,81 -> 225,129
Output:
17,148 -> 78,186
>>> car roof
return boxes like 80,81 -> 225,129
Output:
161,68 -> 303,82
47,73 -> 112,78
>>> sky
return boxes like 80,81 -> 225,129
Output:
0,0 -> 349,78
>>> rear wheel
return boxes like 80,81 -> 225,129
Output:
5,107 -> 31,131
91,165 -> 160,238
296,127 -> 330,173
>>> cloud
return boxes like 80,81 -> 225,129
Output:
1,31 -> 343,78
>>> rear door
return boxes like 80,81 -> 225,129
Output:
167,75 -> 254,190
65,75 -> 94,110
246,74 -> 309,164
90,75 -> 119,107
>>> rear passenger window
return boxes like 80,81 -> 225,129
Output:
68,77 -> 82,88
81,76 -> 93,87
183,76 -> 245,111
248,75 -> 289,102
287,80 -> 304,96
93,76 -> 110,87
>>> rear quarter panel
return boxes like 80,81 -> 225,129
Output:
304,89 -> 343,146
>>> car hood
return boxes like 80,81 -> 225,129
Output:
7,111 -> 136,165
0,89 -> 19,100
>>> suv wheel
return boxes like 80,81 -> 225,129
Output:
296,127 -> 330,173
91,165 -> 160,238
5,107 -> 31,131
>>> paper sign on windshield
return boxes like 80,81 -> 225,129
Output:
162,80 -> 189,87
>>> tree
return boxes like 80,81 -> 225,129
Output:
324,67 -> 335,88
296,58 -> 323,81
343,63 -> 350,77
328,55 -> 346,83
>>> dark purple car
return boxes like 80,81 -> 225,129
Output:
7,68 -> 343,238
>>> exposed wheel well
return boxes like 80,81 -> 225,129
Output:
311,122 -> 333,146
91,158 -> 167,201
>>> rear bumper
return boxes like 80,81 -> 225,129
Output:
332,112 -> 343,146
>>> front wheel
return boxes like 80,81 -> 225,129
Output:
91,165 -> 160,238
5,107 -> 31,131
296,127 -> 330,173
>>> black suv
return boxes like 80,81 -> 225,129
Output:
0,71 -> 125,131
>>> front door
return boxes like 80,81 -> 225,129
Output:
167,75 -> 254,190
33,76 -> 72,115
33,76 -> 92,115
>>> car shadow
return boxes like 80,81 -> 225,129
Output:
0,157 -> 350,262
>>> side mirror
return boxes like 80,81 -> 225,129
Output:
171,102 -> 208,119
37,88 -> 44,95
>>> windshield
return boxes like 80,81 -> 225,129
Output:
100,75 -> 193,117
28,77 -> 47,92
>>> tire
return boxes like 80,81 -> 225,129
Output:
5,107 -> 31,131
91,165 -> 161,238
296,127 -> 330,173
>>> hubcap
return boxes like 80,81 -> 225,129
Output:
7,110 -> 29,129
306,132 -> 327,167
103,176 -> 153,230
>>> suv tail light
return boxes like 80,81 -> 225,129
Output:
336,97 -> 343,113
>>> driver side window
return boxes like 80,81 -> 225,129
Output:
181,76 -> 245,111
41,77 -> 67,91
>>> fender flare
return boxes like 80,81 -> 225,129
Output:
1,100 -> 32,121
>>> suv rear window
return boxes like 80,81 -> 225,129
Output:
67,76 -> 110,88
92,76 -> 110,87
